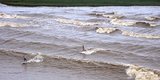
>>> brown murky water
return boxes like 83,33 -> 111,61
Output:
0,4 -> 160,80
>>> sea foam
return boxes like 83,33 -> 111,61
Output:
126,65 -> 160,80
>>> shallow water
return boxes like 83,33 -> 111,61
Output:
0,4 -> 160,80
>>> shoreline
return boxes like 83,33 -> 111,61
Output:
1,3 -> 160,7
1,0 -> 160,7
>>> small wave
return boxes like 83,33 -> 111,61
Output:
122,30 -> 160,39
103,14 -> 124,19
89,12 -> 124,19
0,22 -> 29,27
95,27 -> 160,39
145,16 -> 160,21
95,28 -> 160,39
96,27 -> 118,34
135,22 -> 157,27
89,12 -> 114,16
0,48 -> 126,68
110,18 -> 157,27
126,65 -> 160,80
0,12 -> 28,19
1,49 -> 160,77
110,18 -> 136,26
55,18 -> 99,26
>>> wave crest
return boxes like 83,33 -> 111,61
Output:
0,22 -> 29,27
89,12 -> 124,19
126,65 -> 160,80
0,12 -> 28,19
110,19 -> 136,26
96,27 -> 118,34
55,18 -> 99,26
110,18 -> 157,27
145,16 -> 160,21
122,30 -> 160,39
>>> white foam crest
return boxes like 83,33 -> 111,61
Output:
126,65 -> 160,80
26,53 -> 44,63
55,18 -> 99,26
0,22 -> 28,27
122,30 -> 160,39
90,12 -> 124,19
110,18 -> 136,26
0,12 -> 28,19
145,16 -> 160,21
96,27 -> 118,34
110,18 -> 158,27
102,14 -> 124,19
103,15 -> 123,19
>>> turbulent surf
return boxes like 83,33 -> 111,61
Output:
0,4 -> 160,80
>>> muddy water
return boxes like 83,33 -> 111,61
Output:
0,4 -> 160,80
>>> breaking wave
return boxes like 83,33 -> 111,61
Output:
0,13 -> 30,27
0,22 -> 29,27
145,16 -> 160,21
55,18 -> 100,26
0,12 -> 28,19
96,27 -> 119,34
126,64 -> 160,80
0,48 -> 160,79
89,12 -> 124,19
0,5 -> 160,80
0,48 -> 125,67
110,18 -> 158,27
94,27 -> 160,39
122,30 -> 160,39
